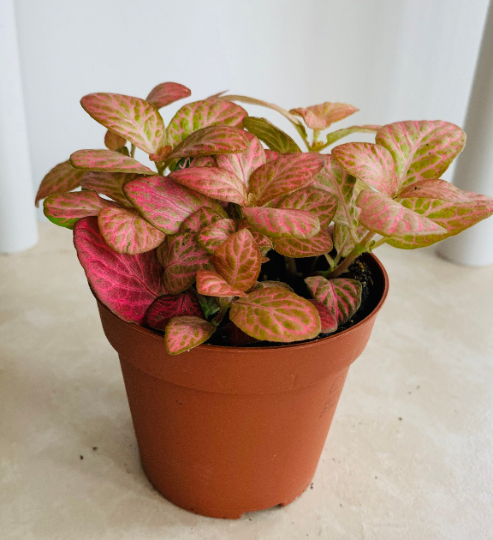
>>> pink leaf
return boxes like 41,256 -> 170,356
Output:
254,280 -> 294,292
189,155 -> 216,168
180,206 -> 226,233
212,229 -> 262,291
398,178 -> 476,202
275,185 -> 338,229
333,223 -> 367,258
196,270 -> 247,298
145,291 -> 202,332
74,217 -> 165,323
104,130 -> 126,151
146,82 -> 191,109
325,125 -> 382,147
290,102 -> 358,130
197,218 -> 237,253
332,142 -> 399,197
165,316 -> 215,354
169,166 -> 248,204
243,117 -> 301,153
248,154 -> 324,206
215,132 -> 266,187
167,99 -> 247,147
35,160 -> 86,206
80,93 -> 165,154
356,190 -> 446,237
124,175 -> 224,234
308,300 -> 338,333
274,230 -> 333,258
98,206 -> 165,254
237,220 -> 274,253
43,191 -> 112,229
265,150 -> 281,162
158,231 -> 212,294
80,171 -> 133,206
376,120 -> 466,189
243,207 -> 320,239
229,287 -> 321,342
305,276 -> 362,325
70,149 -> 155,174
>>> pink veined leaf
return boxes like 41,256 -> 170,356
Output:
165,316 -> 216,355
332,142 -> 399,197
212,229 -> 262,291
157,231 -> 212,294
70,149 -> 155,174
376,120 -> 466,189
325,125 -> 382,147
189,155 -> 216,167
197,218 -> 237,253
308,300 -> 338,333
43,191 -> 113,229
248,153 -> 324,206
275,185 -> 338,229
290,102 -> 359,130
167,125 -> 250,163
304,276 -> 362,326
333,222 -> 368,258
215,132 -> 266,187
35,160 -> 86,206
74,217 -> 165,323
98,206 -> 165,255
104,130 -> 127,151
243,117 -> 301,154
167,99 -> 247,147
196,270 -> 247,298
254,280 -> 294,292
144,291 -> 203,332
265,149 -> 281,162
237,220 -> 274,253
80,93 -> 165,154
229,287 -> 321,342
80,171 -> 134,206
146,82 -> 192,109
180,206 -> 226,233
243,206 -> 320,239
169,166 -> 248,204
274,230 -> 333,258
398,178 -> 477,202
124,175 -> 225,234
385,195 -> 493,249
356,190 -> 446,238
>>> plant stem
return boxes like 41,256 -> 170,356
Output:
323,253 -> 336,270
284,256 -> 298,279
130,144 -> 136,158
326,231 -> 375,278
212,302 -> 230,326
370,237 -> 387,251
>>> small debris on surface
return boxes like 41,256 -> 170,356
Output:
80,455 -> 84,460
398,417 -> 403,421
92,447 -> 98,451
375,476 -> 378,479
310,483 -> 314,490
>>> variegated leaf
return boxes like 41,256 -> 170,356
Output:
212,229 -> 261,291
145,292 -> 203,332
180,206 -> 226,233
356,190 -> 446,237
243,117 -> 301,154
243,206 -> 320,239
274,230 -> 333,258
275,185 -> 338,229
124,175 -> 224,234
196,292 -> 220,318
332,142 -> 399,197
74,217 -> 165,324
35,161 -> 86,206
98,206 -> 165,254
308,300 -> 338,333
305,276 -> 362,325
165,316 -> 215,354
44,191 -> 112,229
220,94 -> 302,126
196,270 -> 247,297
169,165 -> 248,204
333,222 -> 367,258
254,280 -> 294,292
80,171 -> 133,206
248,154 -> 324,206
70,149 -> 155,174
167,99 -> 247,147
376,120 -> 466,189
157,231 -> 212,294
237,220 -> 274,252
398,178 -> 476,202
215,131 -> 266,187
104,130 -> 127,151
265,150 -> 281,162
190,155 -> 216,167
229,288 -> 321,342
197,219 -> 236,253
325,125 -> 381,147
80,93 -> 165,154
146,82 -> 192,109
290,102 -> 358,130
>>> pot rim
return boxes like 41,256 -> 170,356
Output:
95,252 -> 389,355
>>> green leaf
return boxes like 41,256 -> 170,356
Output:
243,117 -> 301,154
325,125 -> 381,147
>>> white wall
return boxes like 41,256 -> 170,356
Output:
13,0 -> 490,209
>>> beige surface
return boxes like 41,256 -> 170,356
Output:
1,223 -> 492,540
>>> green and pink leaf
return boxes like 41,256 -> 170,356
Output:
196,270 -> 247,297
197,219 -> 236,253
290,102 -> 358,130
243,206 -> 320,239
35,161 -> 86,206
165,316 -> 215,354
71,149 -> 155,174
145,291 -> 203,332
146,82 -> 191,109
44,191 -> 113,229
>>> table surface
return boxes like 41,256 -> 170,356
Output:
1,223 -> 492,540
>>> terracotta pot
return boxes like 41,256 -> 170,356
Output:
97,253 -> 389,519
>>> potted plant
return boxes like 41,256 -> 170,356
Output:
35,82 -> 493,519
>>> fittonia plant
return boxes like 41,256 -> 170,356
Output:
35,82 -> 493,354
